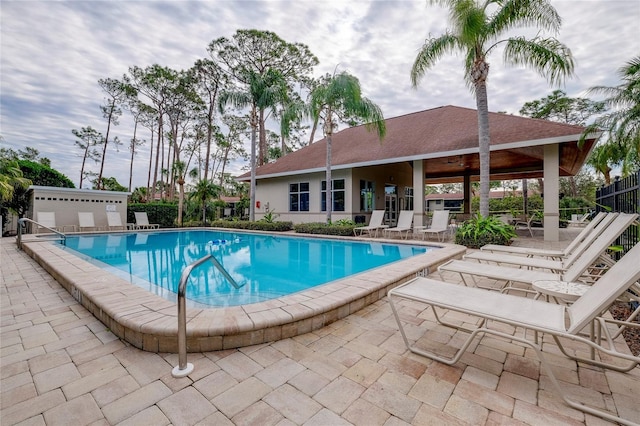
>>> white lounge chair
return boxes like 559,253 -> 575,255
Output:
353,210 -> 388,237
78,212 -> 99,231
463,212 -> 623,271
418,210 -> 450,242
480,211 -> 608,259
568,211 -> 591,227
384,210 -> 414,239
36,211 -> 59,233
438,213 -> 638,290
106,211 -> 126,231
134,212 -> 159,230
388,242 -> 640,425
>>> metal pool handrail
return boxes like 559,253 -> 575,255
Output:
172,254 -> 243,378
17,218 -> 66,250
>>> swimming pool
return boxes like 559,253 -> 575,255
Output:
20,229 -> 466,351
59,230 -> 431,306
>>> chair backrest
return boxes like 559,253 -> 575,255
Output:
563,211 -> 608,254
396,210 -> 414,228
107,212 -> 123,227
36,212 -> 56,228
78,212 -> 96,228
568,242 -> 640,334
368,210 -> 385,226
563,213 -> 638,282
430,210 -> 450,230
562,212 -> 618,265
134,212 -> 150,226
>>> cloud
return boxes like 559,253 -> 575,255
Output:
1,0 -> 638,189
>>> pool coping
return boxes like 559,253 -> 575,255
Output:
19,229 -> 466,352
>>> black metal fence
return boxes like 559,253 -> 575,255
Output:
595,170 -> 639,255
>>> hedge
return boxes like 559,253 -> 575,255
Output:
294,222 -> 357,236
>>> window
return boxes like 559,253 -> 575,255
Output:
321,179 -> 345,212
289,182 -> 310,212
404,187 -> 414,211
360,180 -> 375,212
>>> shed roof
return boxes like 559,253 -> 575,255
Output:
238,105 -> 597,183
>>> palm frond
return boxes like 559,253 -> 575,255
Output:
503,36 -> 574,85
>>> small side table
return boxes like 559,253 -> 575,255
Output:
532,280 -> 590,303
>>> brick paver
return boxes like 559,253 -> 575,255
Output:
1,232 -> 639,425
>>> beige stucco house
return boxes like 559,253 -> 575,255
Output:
238,105 -> 598,241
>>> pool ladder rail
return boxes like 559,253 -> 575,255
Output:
17,218 -> 67,250
172,254 -> 244,378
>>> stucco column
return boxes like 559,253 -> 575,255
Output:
413,160 -> 425,226
543,144 -> 560,241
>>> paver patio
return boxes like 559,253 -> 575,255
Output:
1,230 -> 638,425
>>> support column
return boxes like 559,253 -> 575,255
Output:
463,174 -> 471,215
543,144 -> 560,241
413,160 -> 425,226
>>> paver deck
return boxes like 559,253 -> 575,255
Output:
2,230 -> 639,425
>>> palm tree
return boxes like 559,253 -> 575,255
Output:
307,71 -> 386,223
411,0 -> 575,217
218,69 -> 289,221
0,159 -> 31,202
190,179 -> 220,224
584,56 -> 640,175
173,160 -> 186,226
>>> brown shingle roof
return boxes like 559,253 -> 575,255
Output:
239,105 -> 595,181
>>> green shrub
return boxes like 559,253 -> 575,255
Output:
454,214 -> 516,249
294,222 -> 357,236
209,219 -> 293,232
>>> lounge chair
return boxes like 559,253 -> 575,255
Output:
438,213 -> 638,290
353,210 -> 388,237
134,212 -> 160,230
388,242 -> 640,425
463,212 -> 623,271
78,212 -> 99,231
35,211 -> 59,233
106,211 -> 126,231
480,211 -> 608,259
384,210 -> 414,239
568,211 -> 591,227
418,210 -> 450,242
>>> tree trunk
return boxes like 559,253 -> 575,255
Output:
177,179 -> 184,226
475,81 -> 491,217
249,108 -> 258,222
128,119 -> 138,192
258,108 -> 267,166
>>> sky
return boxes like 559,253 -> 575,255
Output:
1,0 -> 639,190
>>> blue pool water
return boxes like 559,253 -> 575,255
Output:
59,230 -> 432,307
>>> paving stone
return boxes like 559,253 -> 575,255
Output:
377,370 -> 418,394
0,389 -> 65,425
412,402 -> 468,425
504,353 -> 540,380
342,357 -> 386,387
43,393 -> 103,425
101,380 -> 172,424
193,369 -> 238,400
1,382 -> 37,409
300,352 -> 347,380
62,365 -> 128,400
231,400 -> 283,426
32,362 -> 81,393
0,359 -> 28,380
125,352 -> 173,386
157,386 -> 216,425
314,376 -> 365,414
328,346 -> 362,367
195,411 -> 235,426
254,357 -> 306,388
461,365 -> 500,390
513,399 -> 585,426
342,397 -> 391,425
497,371 -> 539,405
217,350 -> 264,381
262,383 -> 322,424
27,349 -> 71,375
409,372 -> 456,410
212,377 -> 272,418
288,368 -> 330,396
363,382 -> 422,423
116,405 -> 170,426
444,393 -> 490,425
453,379 -> 515,416
305,407 -> 352,425
91,375 -> 140,407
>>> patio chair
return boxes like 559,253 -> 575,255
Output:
418,210 -> 450,242
463,212 -> 623,271
568,211 -> 591,227
438,213 -> 638,291
514,212 -> 540,237
353,210 -> 388,237
78,212 -> 99,231
106,211 -> 126,231
134,212 -> 160,230
36,211 -> 58,233
387,242 -> 640,425
384,210 -> 414,239
480,211 -> 608,259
